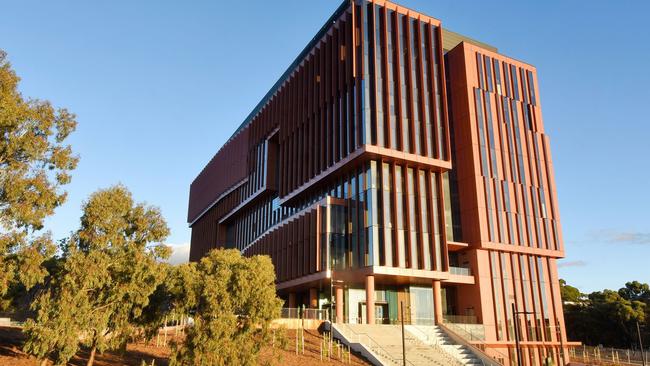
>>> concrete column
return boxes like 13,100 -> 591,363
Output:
366,275 -> 375,325
288,292 -> 296,309
433,280 -> 443,325
335,286 -> 344,323
309,288 -> 318,308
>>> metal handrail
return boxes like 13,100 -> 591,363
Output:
334,323 -> 416,366
404,325 -> 464,366
443,321 -> 486,341
279,307 -> 327,320
443,314 -> 479,324
439,322 -> 508,366
280,307 -> 300,319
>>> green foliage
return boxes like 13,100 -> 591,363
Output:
0,49 -> 78,306
559,279 -> 583,304
562,279 -> 649,348
137,262 -> 200,339
619,281 -> 650,303
170,249 -> 282,366
23,185 -> 170,366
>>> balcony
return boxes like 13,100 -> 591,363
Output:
449,266 -> 472,276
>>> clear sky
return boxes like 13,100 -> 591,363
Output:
2,0 -> 648,293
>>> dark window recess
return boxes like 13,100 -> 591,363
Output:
510,64 -> 519,100
484,55 -> 493,92
520,68 -> 529,104
493,59 -> 502,95
527,70 -> 537,106
476,52 -> 485,90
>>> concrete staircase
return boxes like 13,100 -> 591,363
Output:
405,325 -> 483,365
331,323 -> 468,366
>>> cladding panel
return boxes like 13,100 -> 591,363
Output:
188,3 -> 568,364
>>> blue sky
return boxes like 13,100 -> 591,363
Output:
1,1 -> 648,292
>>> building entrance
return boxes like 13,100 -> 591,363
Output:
358,302 -> 390,324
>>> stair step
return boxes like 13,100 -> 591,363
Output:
332,324 -> 491,366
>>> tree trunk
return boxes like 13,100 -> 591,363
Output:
87,330 -> 98,366
86,345 -> 97,366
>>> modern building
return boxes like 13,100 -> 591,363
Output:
187,1 -> 569,364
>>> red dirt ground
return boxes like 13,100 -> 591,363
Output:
0,326 -> 370,365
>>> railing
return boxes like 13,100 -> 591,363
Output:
443,314 -> 479,324
303,308 -> 328,320
280,308 -> 300,319
439,323 -> 507,366
408,317 -> 436,326
280,307 -> 328,320
449,266 -> 473,276
404,325 -> 464,366
343,316 -> 439,326
443,321 -> 486,341
334,323 -> 416,366
570,345 -> 650,366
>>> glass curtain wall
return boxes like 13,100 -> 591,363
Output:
320,159 -> 445,272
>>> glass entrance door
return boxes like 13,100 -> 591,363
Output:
358,302 -> 390,324
375,303 -> 389,324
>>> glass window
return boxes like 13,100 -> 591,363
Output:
387,10 -> 398,150
527,70 -> 537,106
520,68 -> 529,104
529,256 -> 543,341
484,91 -> 498,179
382,163 -> 394,265
476,52 -> 485,90
442,172 -> 454,243
397,14 -> 410,153
359,166 -> 369,265
484,177 -> 495,242
410,19 -> 422,156
522,189 -> 534,247
503,61 -> 511,98
494,179 -> 505,243
431,172 -> 442,270
407,168 -> 418,268
493,58 -> 502,95
519,255 -> 534,341
410,286 -> 434,325
474,89 -> 490,177
532,136 -> 544,189
370,162 -> 381,265
490,252 -> 504,340
421,22 -> 433,158
431,26 -> 444,160
501,253 -> 514,339
374,5 -> 385,147
351,82 -> 358,149
419,171 -> 431,270
484,55 -> 493,92
510,99 -> 527,186
503,181 -> 511,212
531,187 -> 544,249
502,97 -> 518,183
395,165 -> 407,268
350,173 -> 358,268
362,3 -> 371,145
537,257 -> 552,341
510,64 -> 520,100
516,213 -> 525,246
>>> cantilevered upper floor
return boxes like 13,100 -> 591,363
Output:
188,0 -> 458,261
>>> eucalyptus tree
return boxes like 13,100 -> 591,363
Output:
170,249 -> 282,366
0,49 -> 78,307
24,185 -> 170,366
